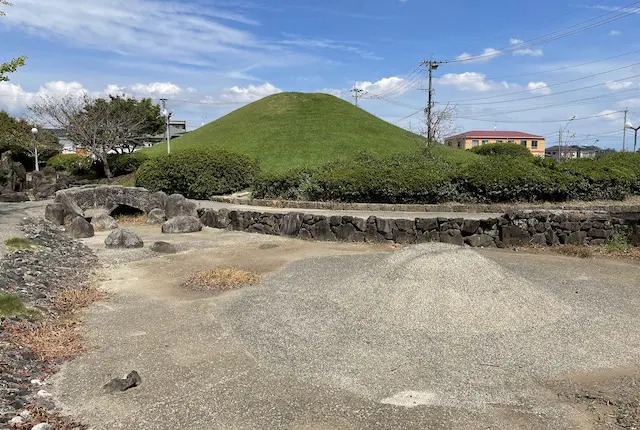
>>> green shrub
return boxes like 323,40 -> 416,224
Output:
253,169 -> 313,200
107,152 -> 149,177
470,142 -> 533,157
136,148 -> 258,199
47,154 -> 93,175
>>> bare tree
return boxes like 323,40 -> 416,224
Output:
410,104 -> 460,146
30,94 -> 152,178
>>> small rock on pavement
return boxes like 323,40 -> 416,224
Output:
67,216 -> 95,238
105,228 -> 144,249
161,216 -> 203,234
91,212 -> 118,231
147,208 -> 167,225
32,423 -> 53,430
8,416 -> 23,425
104,371 -> 142,393
150,241 -> 177,254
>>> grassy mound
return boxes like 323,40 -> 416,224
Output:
143,92 -> 423,174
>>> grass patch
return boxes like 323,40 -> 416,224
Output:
181,267 -> 261,292
142,92 -> 424,174
4,237 -> 37,250
0,293 -> 36,317
602,233 -> 633,253
553,245 -> 594,259
52,286 -> 106,314
102,173 -> 136,187
5,319 -> 83,362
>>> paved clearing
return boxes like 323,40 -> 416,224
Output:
0,201 -> 49,257
46,223 -> 640,429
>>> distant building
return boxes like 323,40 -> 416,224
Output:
444,130 -> 546,157
146,120 -> 188,147
544,145 -> 611,160
45,128 -> 76,154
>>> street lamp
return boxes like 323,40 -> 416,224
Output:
162,108 -> 173,155
31,127 -> 39,172
625,122 -> 640,152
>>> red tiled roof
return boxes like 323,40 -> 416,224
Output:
446,130 -> 544,140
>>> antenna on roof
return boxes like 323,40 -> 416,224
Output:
494,122 -> 497,131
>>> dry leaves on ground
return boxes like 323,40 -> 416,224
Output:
52,286 -> 106,314
5,320 -> 83,363
181,267 -> 261,292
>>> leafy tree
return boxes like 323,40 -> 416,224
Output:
1,1 -> 27,82
0,111 -> 61,169
30,94 -> 164,178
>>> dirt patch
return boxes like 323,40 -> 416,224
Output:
553,367 -> 640,429
181,267 -> 261,293
520,244 -> 640,263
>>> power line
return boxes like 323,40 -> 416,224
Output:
446,72 -> 640,107
438,61 -> 640,104
456,110 -> 624,123
445,0 -> 640,63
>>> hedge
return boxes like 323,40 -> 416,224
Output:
253,151 -> 640,204
470,142 -> 533,157
107,152 -> 150,177
47,154 -> 93,175
136,148 -> 258,199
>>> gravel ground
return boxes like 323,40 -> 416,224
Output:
0,218 -> 97,428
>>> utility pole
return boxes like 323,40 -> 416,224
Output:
421,59 -> 441,143
623,108 -> 628,151
351,87 -> 363,107
160,98 -> 172,154
558,127 -> 562,161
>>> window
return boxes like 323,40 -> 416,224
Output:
481,140 -> 489,145
457,141 -> 462,149
507,140 -> 515,144
520,140 -> 527,147
531,140 -> 538,149
472,140 -> 479,147
496,140 -> 504,143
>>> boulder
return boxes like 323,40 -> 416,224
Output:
439,230 -> 464,246
44,203 -> 65,225
416,218 -> 438,232
91,212 -> 118,231
104,371 -> 142,393
310,219 -> 336,241
334,223 -> 363,242
34,183 -> 57,200
461,219 -> 481,236
161,216 -> 203,234
632,225 -> 640,247
567,230 -> 587,245
464,234 -> 496,248
147,191 -> 167,212
165,194 -> 197,218
0,191 -> 29,202
150,241 -> 177,254
500,225 -> 531,246
105,228 -> 144,248
147,208 -> 167,225
54,191 -> 84,220
67,216 -> 95,238
280,212 -> 304,237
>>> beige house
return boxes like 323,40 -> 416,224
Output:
445,130 -> 546,157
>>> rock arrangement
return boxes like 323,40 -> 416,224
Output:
0,219 -> 98,424
199,208 -> 640,247
105,228 -> 144,249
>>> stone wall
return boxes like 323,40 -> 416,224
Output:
199,208 -> 640,247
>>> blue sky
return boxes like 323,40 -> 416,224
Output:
1,0 -> 640,148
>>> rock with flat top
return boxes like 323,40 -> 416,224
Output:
161,216 -> 202,234
105,228 -> 144,249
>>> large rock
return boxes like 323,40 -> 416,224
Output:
67,216 -> 95,238
439,230 -> 464,246
44,203 -> 65,225
54,191 -> 84,221
147,208 -> 167,225
161,216 -> 203,234
150,241 -> 177,254
165,194 -> 197,218
567,230 -> 587,245
334,223 -> 364,242
91,212 -> 118,231
500,225 -> 531,246
310,219 -> 336,241
464,234 -> 496,248
280,212 -> 304,237
461,219 -> 481,236
105,228 -> 144,249
0,191 -> 29,202
147,191 -> 168,212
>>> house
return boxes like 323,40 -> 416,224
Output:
444,130 -> 546,157
544,145 -> 609,160
45,128 -> 76,154
145,120 -> 188,147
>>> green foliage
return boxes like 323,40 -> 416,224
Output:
47,153 -> 92,175
102,96 -> 164,152
470,142 -> 533,157
0,111 -> 61,167
1,2 -> 26,82
136,148 -> 258,199
142,92 -> 423,174
4,237 -> 36,250
254,150 -> 640,204
0,293 -> 28,317
107,152 -> 150,176
602,233 -> 632,253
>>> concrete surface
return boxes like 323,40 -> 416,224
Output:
49,222 -> 640,429
0,201 -> 49,257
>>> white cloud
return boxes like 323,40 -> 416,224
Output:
605,81 -> 633,91
609,30 -> 622,36
456,48 -> 503,63
510,38 -> 543,56
0,81 -> 87,114
279,38 -> 382,60
129,82 -> 182,97
436,72 -> 496,92
355,77 -> 407,96
317,88 -> 345,97
219,83 -> 282,102
527,82 -> 551,95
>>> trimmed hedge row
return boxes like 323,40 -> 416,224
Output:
47,154 -> 93,175
136,148 -> 258,199
253,151 -> 640,204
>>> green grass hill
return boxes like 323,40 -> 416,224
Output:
143,92 -> 424,174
